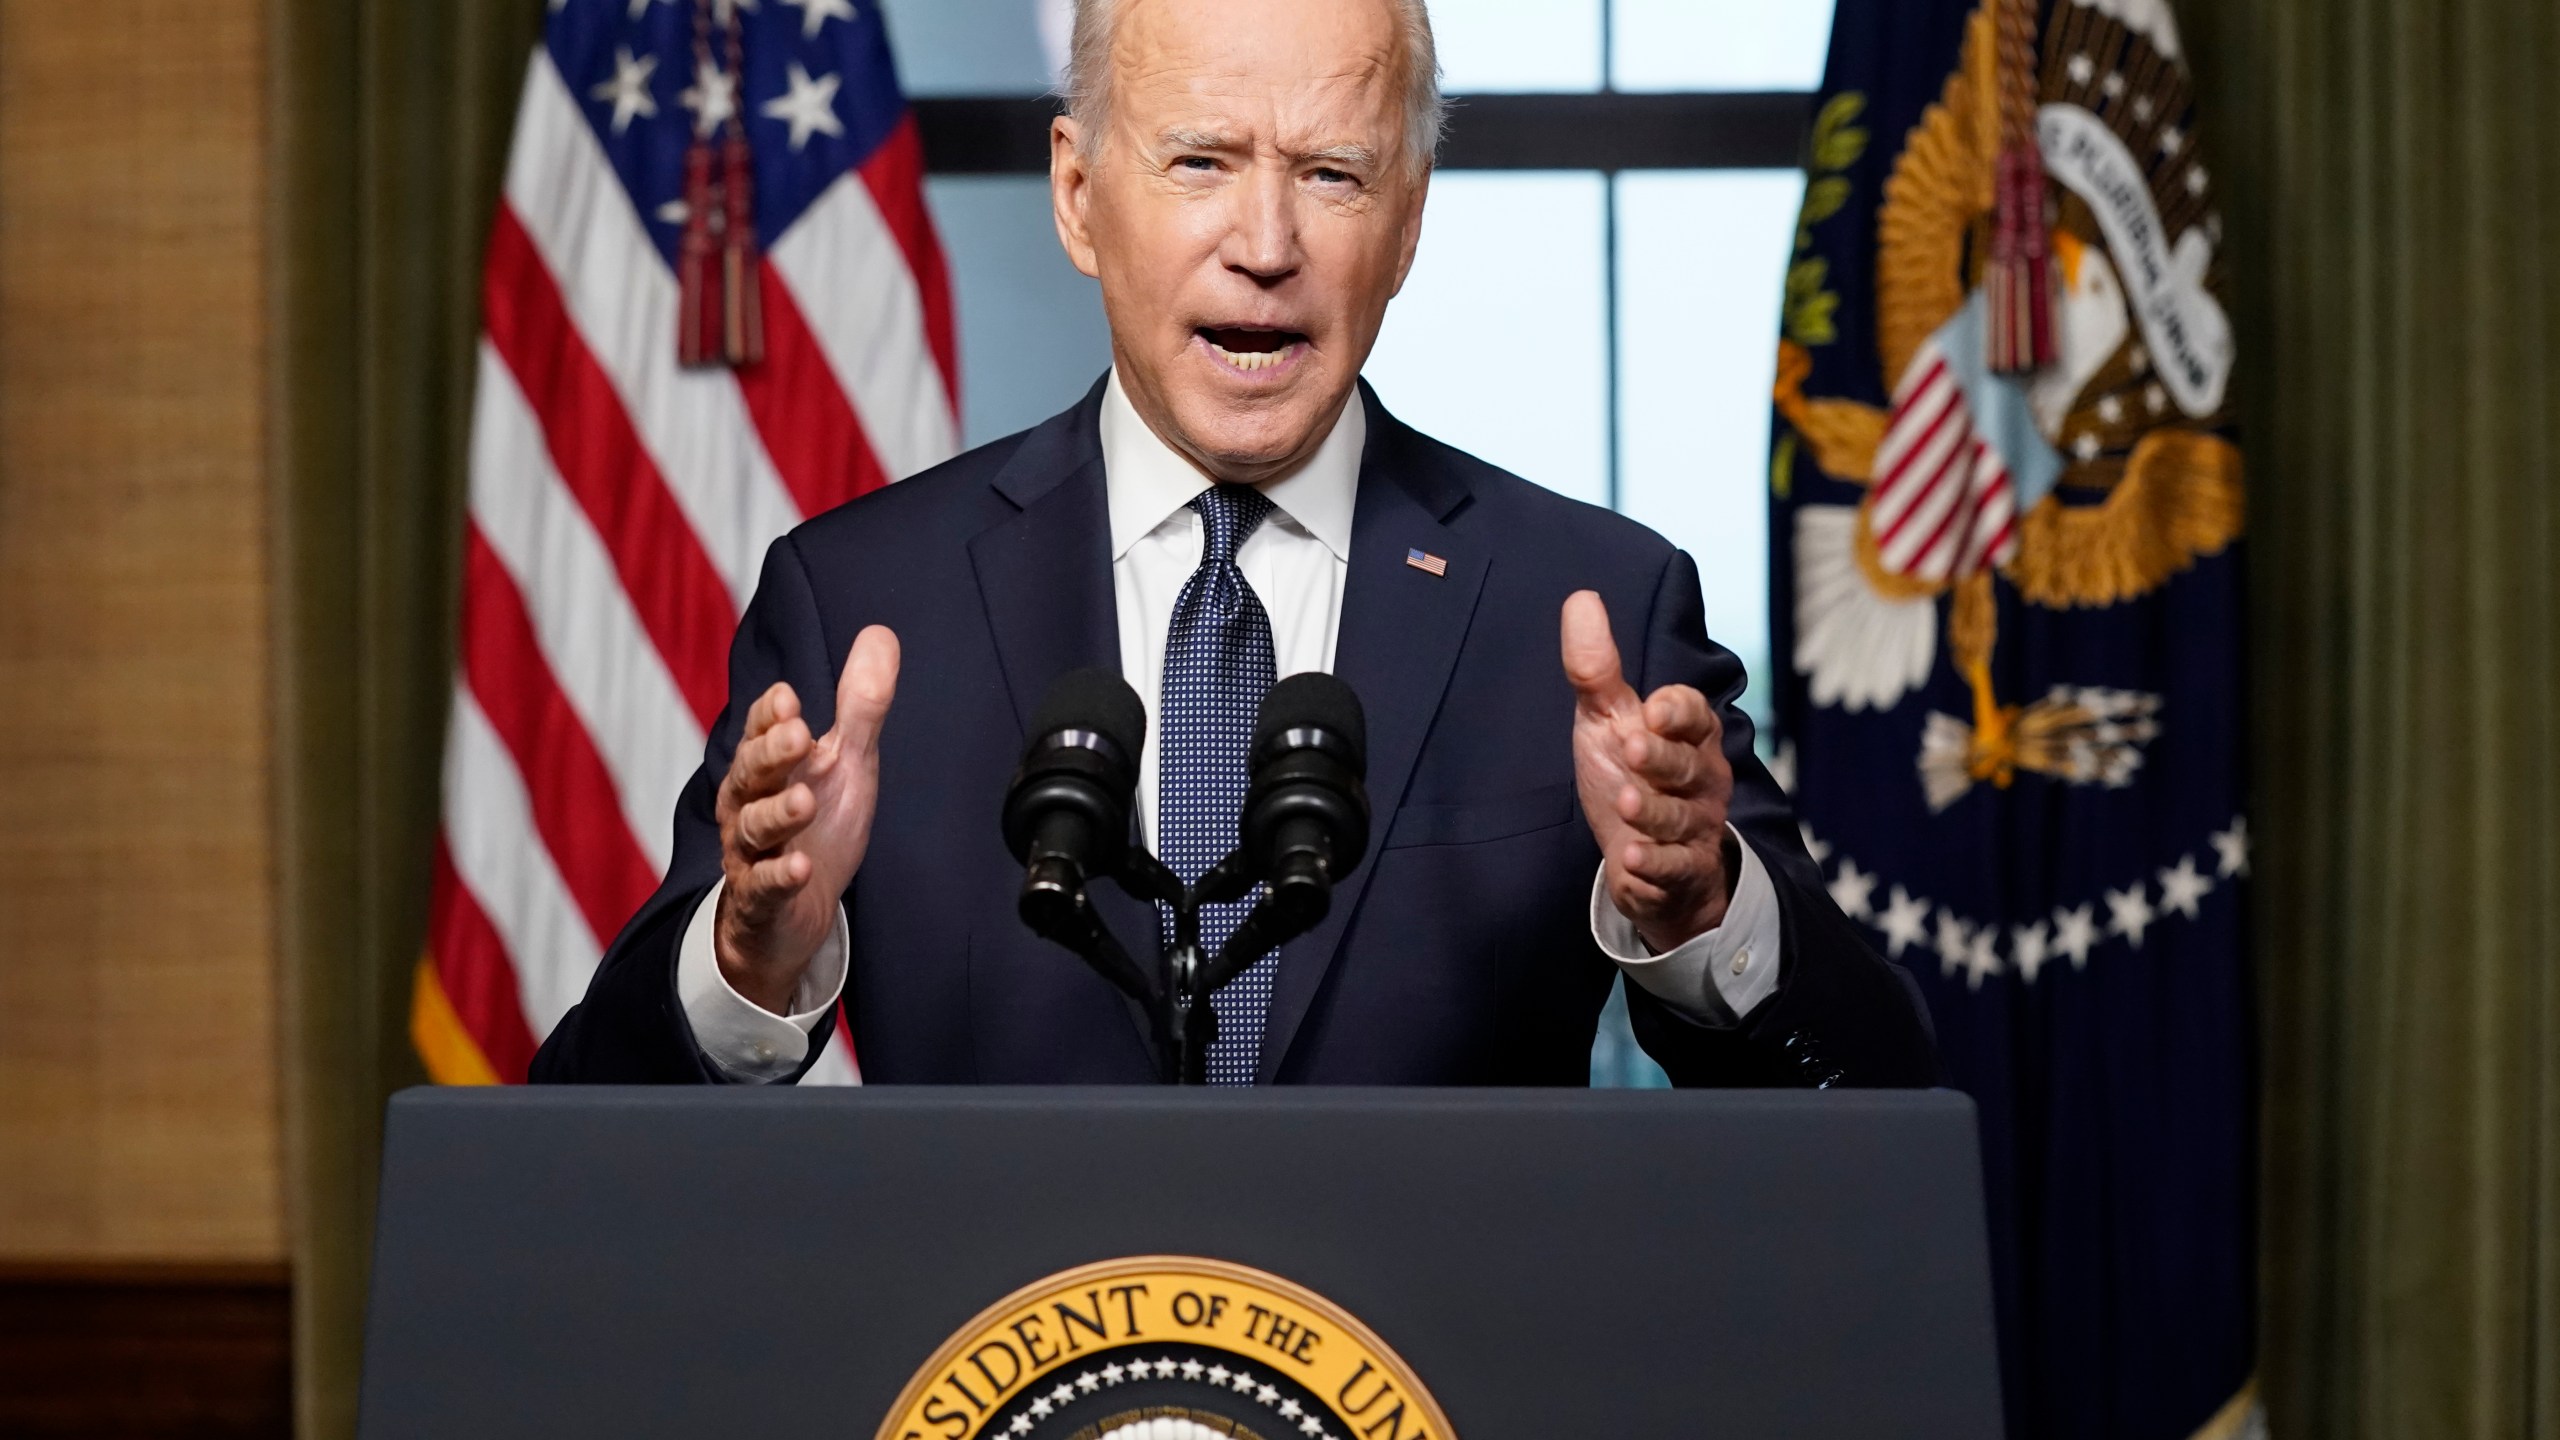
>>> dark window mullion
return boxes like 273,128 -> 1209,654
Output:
1602,0 -> 1619,512
912,93 -> 1814,175
1603,171 -> 1621,513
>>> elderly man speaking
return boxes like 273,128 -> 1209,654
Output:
533,0 -> 1936,1087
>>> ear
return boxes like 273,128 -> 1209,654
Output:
1387,165 -> 1431,297
1049,116 -> 1102,280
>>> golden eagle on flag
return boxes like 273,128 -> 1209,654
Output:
1769,1 -> 2259,1437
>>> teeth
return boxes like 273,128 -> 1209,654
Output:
1209,340 -> 1292,372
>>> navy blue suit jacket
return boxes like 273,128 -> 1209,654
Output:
532,380 -> 1936,1087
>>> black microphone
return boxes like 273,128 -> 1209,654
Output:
1240,672 -> 1371,930
1002,668 -> 1145,932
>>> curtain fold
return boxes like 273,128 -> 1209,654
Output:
268,1 -> 537,1434
2194,0 -> 2560,1433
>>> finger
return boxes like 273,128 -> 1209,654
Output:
1615,783 -> 1714,844
1605,863 -> 1670,917
1618,836 -> 1718,891
1619,727 -> 1707,794
1559,591 -> 1638,720
741,682 -> 800,744
1641,684 -> 1719,748
728,849 -> 814,918
830,625 -> 902,755
735,783 -> 817,855
728,716 -> 814,802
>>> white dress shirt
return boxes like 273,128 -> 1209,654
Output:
676,371 -> 1785,1081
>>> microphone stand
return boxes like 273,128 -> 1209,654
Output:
1017,847 -> 1330,1085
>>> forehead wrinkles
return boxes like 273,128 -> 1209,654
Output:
1106,0 -> 1407,144
1120,57 -> 1402,161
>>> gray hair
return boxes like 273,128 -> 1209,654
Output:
1060,0 -> 1447,177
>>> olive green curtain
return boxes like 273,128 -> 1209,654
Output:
268,1 -> 539,1435
2193,0 -> 2560,1434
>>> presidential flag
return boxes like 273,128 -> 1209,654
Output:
1768,1 -> 2257,1436
412,0 -> 957,1086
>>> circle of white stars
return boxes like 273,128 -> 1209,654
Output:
997,1356 -> 1340,1440
1797,817 -> 2248,988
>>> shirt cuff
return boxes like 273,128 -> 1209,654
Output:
675,876 -> 849,1083
1590,824 -> 1785,1028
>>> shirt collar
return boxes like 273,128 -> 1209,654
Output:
1099,368 -> 1363,563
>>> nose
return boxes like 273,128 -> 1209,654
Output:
1218,159 -> 1303,286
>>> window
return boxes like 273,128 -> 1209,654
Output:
1361,172 -> 1612,511
1609,0 -> 1836,92
887,0 -> 1832,1088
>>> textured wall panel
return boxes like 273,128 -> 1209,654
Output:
0,0 -> 281,1261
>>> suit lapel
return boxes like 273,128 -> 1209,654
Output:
968,379 -> 1118,730
965,380 -> 1165,1064
1257,393 -> 1487,1080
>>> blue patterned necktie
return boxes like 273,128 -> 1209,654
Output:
1157,483 -> 1279,1085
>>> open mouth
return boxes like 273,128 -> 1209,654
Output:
1197,326 -> 1308,374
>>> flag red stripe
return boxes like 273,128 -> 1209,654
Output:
1958,477 -> 2019,571
482,202 -> 736,727
738,261 -> 894,517
459,523 -> 664,948
428,842 -> 540,1084
1972,515 -> 2019,569
1953,472 -> 2016,572
857,115 -> 960,416
1871,386 -> 1964,538
1878,425 -> 1973,550
1876,359 -> 1954,469
1896,445 -> 1982,574
1876,374 -> 1961,501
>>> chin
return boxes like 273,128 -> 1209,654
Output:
1171,390 -> 1335,472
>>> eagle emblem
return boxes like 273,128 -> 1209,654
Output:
1775,0 -> 2244,810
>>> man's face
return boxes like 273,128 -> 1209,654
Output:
1050,0 -> 1430,483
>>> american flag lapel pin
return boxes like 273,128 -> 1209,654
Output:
1405,547 -> 1448,577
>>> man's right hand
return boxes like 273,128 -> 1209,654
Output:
712,625 -> 901,1014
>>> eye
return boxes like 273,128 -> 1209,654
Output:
1175,155 -> 1219,172
1311,167 -> 1356,186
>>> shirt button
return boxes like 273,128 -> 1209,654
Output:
753,1044 -> 775,1062
1731,948 -> 1752,976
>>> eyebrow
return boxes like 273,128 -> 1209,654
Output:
1156,127 -> 1379,170
1302,142 -> 1379,169
1159,125 -> 1240,151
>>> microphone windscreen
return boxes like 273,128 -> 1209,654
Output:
1253,672 -> 1366,771
1026,666 -> 1147,763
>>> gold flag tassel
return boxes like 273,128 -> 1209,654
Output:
1983,0 -> 2054,374
677,0 -> 765,368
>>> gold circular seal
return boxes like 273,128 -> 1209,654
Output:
876,1256 -> 1456,1440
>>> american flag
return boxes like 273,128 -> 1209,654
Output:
411,0 -> 957,1085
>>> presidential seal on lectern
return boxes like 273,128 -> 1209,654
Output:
877,1257 -> 1454,1440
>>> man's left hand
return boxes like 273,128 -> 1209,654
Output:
1561,589 -> 1738,952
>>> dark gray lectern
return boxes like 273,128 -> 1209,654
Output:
360,1089 -> 2001,1439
